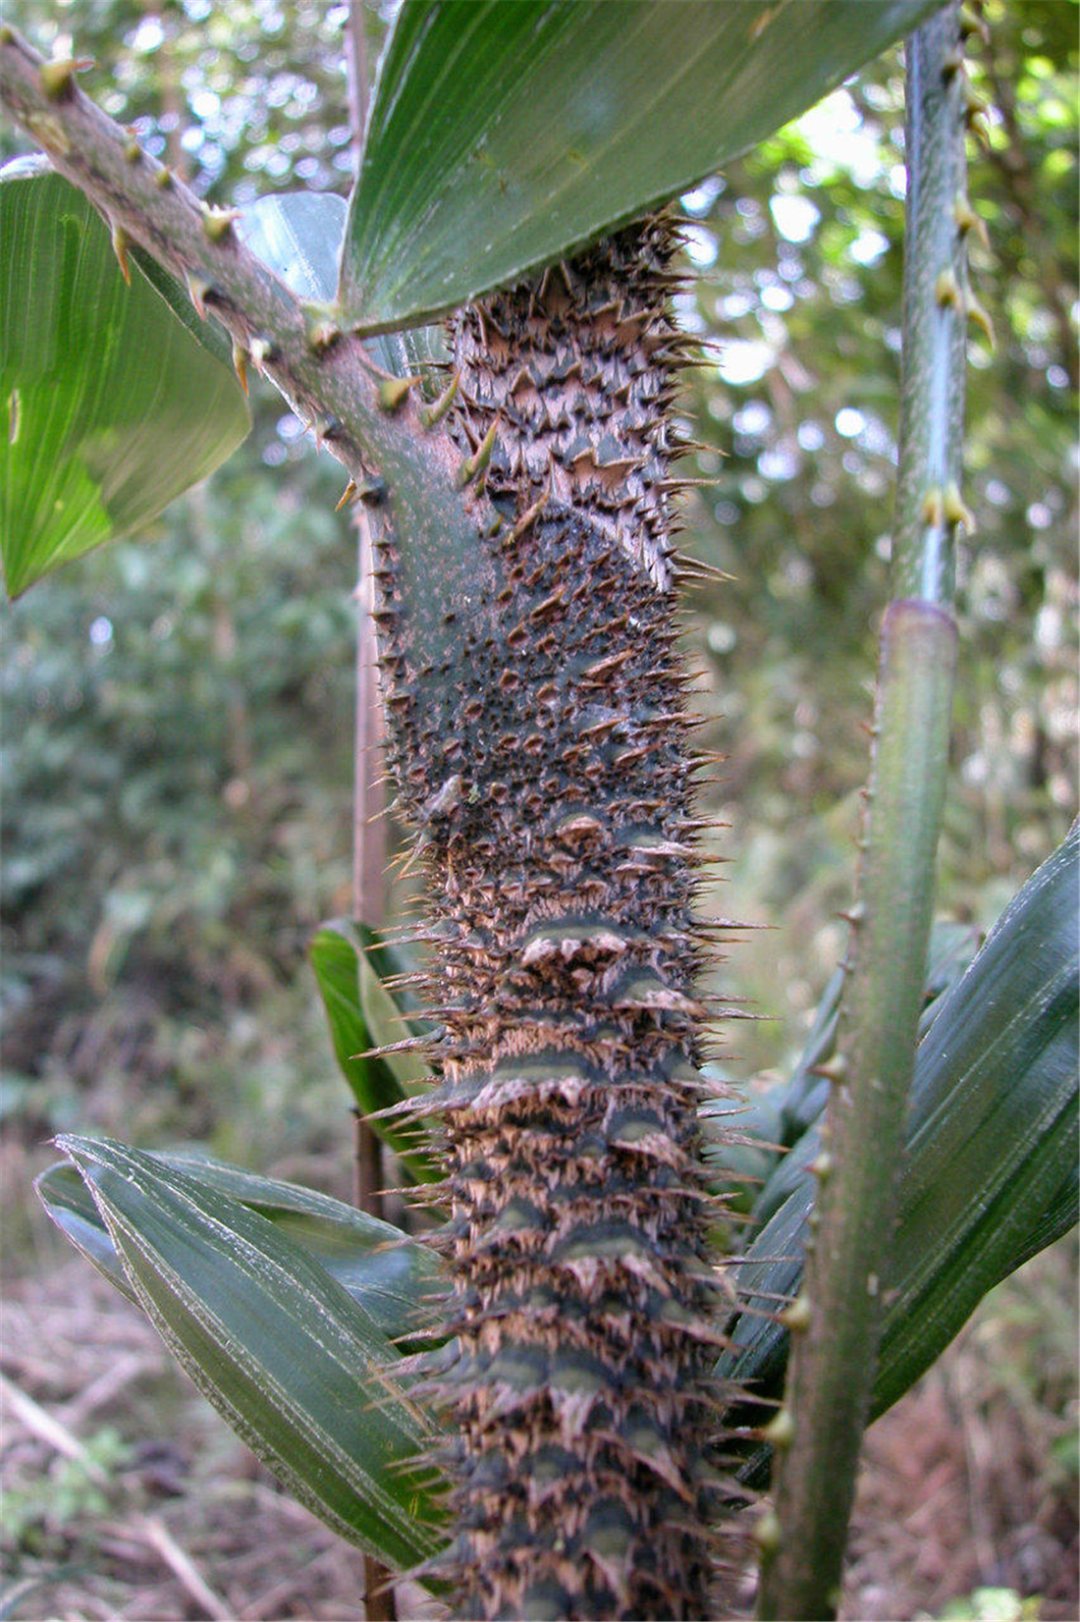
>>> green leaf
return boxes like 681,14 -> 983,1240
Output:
43,1136 -> 442,1569
354,927 -> 435,1096
36,1160 -> 134,1300
0,163 -> 249,596
339,0 -> 942,331
309,919 -> 438,1182
36,1151 -> 447,1343
720,827 -> 1079,1455
702,918 -> 980,1211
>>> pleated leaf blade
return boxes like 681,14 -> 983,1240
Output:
236,190 -> 446,379
720,827 -> 1079,1457
310,919 -> 438,1182
45,1135 -> 442,1569
36,1149 -> 447,1343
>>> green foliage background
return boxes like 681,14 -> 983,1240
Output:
1,0 -> 1075,1172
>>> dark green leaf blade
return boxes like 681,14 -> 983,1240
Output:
340,0 -> 942,331
310,919 -> 438,1182
702,919 -> 981,1214
38,1151 -> 448,1342
0,165 -> 249,596
156,1151 -> 448,1340
720,827 -> 1079,1442
48,1136 -> 443,1568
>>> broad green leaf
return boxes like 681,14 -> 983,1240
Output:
36,1151 -> 447,1343
719,827 -> 1079,1460
310,919 -> 438,1182
158,1153 -> 447,1339
47,1135 -> 442,1569
339,0 -> 943,331
0,164 -> 249,596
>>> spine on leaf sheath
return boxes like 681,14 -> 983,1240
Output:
375,220 -> 735,1620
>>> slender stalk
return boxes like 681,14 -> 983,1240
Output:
344,9 -> 394,1615
757,7 -> 971,1617
345,0 -> 387,966
891,7 -> 972,602
345,0 -> 388,1175
344,0 -> 370,163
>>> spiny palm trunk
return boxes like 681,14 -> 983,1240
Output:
378,221 -> 726,1619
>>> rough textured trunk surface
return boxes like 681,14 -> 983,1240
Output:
376,220 -> 725,1620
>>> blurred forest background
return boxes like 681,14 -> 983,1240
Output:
1,3 -> 1076,1619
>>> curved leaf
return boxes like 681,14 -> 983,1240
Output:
703,917 -> 981,1211
340,0 -> 942,331
0,164 -> 249,596
719,827 -> 1079,1449
310,919 -> 438,1182
157,1152 -> 448,1339
36,1151 -> 447,1343
43,1136 -> 442,1569
36,1160 -> 134,1300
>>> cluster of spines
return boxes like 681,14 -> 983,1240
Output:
372,222 -> 747,1618
449,219 -> 704,590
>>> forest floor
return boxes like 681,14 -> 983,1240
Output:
1,1134 -> 1076,1622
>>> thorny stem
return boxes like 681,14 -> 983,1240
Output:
891,8 -> 971,603
353,514 -> 389,966
0,25 -> 492,556
757,6 -> 969,1618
